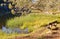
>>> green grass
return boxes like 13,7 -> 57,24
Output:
0,13 -> 60,39
5,13 -> 60,32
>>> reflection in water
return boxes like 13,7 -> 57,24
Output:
2,26 -> 29,34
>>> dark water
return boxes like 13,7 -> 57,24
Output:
2,26 -> 29,34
